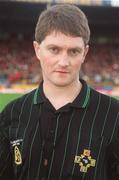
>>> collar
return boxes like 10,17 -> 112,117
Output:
33,79 -> 90,108
33,82 -> 45,104
71,79 -> 90,108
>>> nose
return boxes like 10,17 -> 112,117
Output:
58,53 -> 70,67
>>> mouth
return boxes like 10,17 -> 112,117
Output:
55,70 -> 69,74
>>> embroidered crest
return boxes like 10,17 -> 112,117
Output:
74,149 -> 96,172
10,139 -> 23,165
14,145 -> 22,165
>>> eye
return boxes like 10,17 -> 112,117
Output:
49,47 -> 59,54
69,49 -> 80,56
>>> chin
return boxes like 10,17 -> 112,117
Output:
52,80 -> 73,87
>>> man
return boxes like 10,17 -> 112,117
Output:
0,4 -> 119,180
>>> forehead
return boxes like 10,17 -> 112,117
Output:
40,31 -> 85,48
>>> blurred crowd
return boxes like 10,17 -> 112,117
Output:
83,44 -> 119,88
0,35 -> 119,89
0,36 -> 41,88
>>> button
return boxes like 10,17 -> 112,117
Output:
43,159 -> 48,166
42,177 -> 46,180
50,130 -> 54,134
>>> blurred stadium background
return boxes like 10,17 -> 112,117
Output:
0,0 -> 119,111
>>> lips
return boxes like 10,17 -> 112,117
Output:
55,70 -> 69,73
56,71 -> 68,73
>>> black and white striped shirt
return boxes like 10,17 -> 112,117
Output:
0,80 -> 119,180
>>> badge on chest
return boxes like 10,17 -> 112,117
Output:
10,139 -> 23,165
74,149 -> 96,173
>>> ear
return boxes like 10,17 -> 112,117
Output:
33,41 -> 41,60
84,45 -> 89,58
82,45 -> 89,63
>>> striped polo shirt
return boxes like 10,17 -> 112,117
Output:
0,79 -> 119,180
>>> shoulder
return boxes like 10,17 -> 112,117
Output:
90,87 -> 119,110
6,88 -> 36,109
0,88 -> 37,123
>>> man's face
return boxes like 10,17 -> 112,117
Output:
33,32 -> 89,87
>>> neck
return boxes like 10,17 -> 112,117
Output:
43,80 -> 82,110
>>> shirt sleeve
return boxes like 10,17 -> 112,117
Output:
0,109 -> 14,179
108,118 -> 119,180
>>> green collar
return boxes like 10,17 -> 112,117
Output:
33,79 -> 90,108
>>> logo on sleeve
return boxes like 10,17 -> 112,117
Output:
74,149 -> 96,173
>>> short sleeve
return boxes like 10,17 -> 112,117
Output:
0,109 -> 14,179
107,116 -> 119,180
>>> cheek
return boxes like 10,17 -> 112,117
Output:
40,57 -> 54,72
72,60 -> 83,70
41,54 -> 57,68
40,53 -> 49,66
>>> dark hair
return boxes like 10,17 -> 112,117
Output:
35,4 -> 90,45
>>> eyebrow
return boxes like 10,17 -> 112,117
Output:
46,44 -> 83,51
